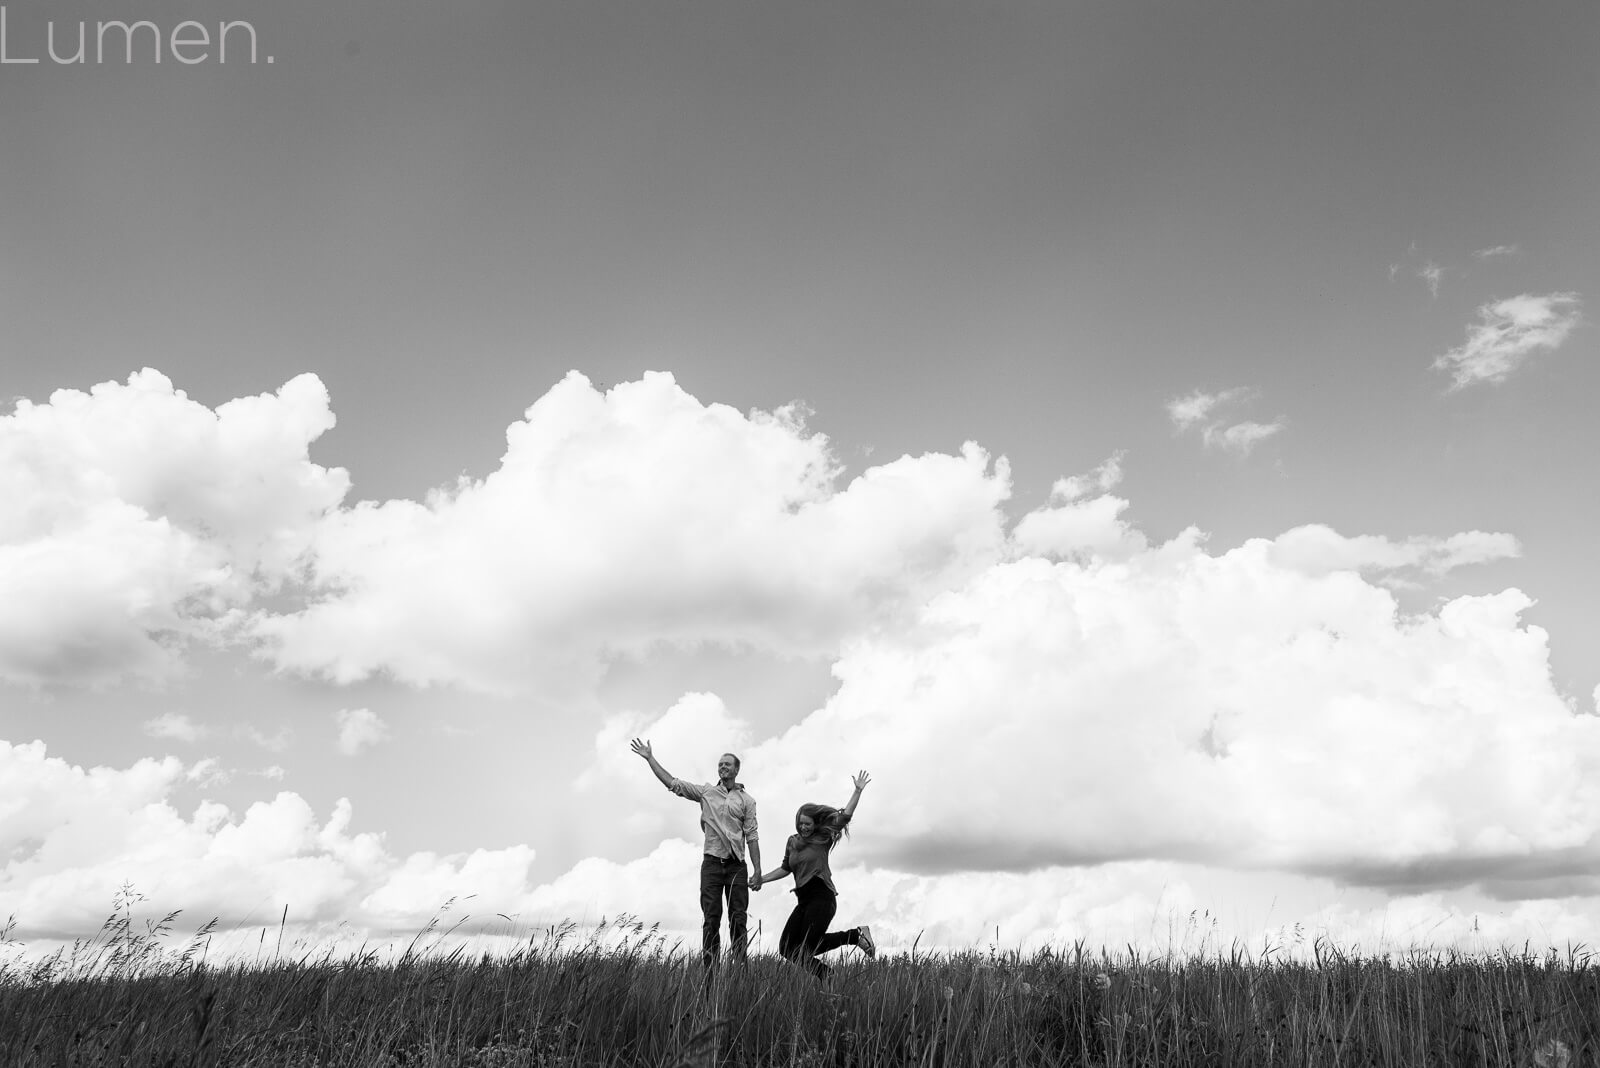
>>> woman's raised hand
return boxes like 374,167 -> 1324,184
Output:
851,770 -> 871,792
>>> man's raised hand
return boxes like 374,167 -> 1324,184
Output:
630,738 -> 653,761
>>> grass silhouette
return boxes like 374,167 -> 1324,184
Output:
1,899 -> 1592,1066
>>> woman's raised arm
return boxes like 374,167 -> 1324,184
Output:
842,770 -> 870,818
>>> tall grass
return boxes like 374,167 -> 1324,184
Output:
1,904 -> 1593,1066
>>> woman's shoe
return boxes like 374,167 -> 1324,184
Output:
856,926 -> 876,959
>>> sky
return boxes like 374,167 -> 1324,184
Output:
3,0 -> 1600,962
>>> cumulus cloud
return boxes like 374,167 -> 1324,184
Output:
723,528 -> 1600,896
0,370 -> 348,688
1167,389 -> 1284,456
0,739 -> 536,938
254,371 -> 1011,694
335,708 -> 389,756
1434,292 -> 1583,389
1,368 -> 1013,696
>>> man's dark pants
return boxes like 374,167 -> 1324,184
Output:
699,853 -> 749,965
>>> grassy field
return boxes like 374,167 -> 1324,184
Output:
1,908 -> 1593,1066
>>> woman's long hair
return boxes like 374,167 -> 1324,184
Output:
795,802 -> 850,848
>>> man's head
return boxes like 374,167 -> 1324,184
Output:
717,752 -> 741,784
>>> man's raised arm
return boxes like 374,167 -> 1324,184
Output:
630,738 -> 681,791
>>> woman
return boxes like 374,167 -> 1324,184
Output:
756,770 -> 875,979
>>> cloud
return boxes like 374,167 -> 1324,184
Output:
1045,452 -> 1125,503
1269,525 -> 1520,578
1203,420 -> 1283,455
254,371 -> 1011,694
1472,245 -> 1521,261
185,758 -> 231,787
1013,454 -> 1148,561
0,738 -> 538,938
1166,388 -> 1253,431
1167,389 -> 1284,456
582,692 -> 755,835
143,712 -> 206,743
0,370 -> 348,688
1433,292 -> 1584,389
729,526 -> 1600,896
335,708 -> 389,756
1419,261 -> 1446,298
2,368 -> 1011,696
241,726 -> 292,753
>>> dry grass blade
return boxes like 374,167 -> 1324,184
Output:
670,1016 -> 731,1068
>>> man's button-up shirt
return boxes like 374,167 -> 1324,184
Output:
668,778 -> 758,861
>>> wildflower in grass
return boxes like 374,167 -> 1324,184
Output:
1534,1037 -> 1573,1068
1093,972 -> 1112,991
1018,981 -> 1032,995
943,985 -> 955,1001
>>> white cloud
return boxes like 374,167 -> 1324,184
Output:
1472,245 -> 1521,261
1013,455 -> 1147,561
1167,388 -> 1284,456
1166,388 -> 1253,431
1269,525 -> 1520,578
335,708 -> 389,756
254,371 -> 1011,694
184,758 -> 231,787
0,370 -> 348,688
732,528 -> 1600,895
1045,452 -> 1125,503
143,712 -> 206,743
1202,420 -> 1283,455
1434,292 -> 1583,389
1419,261 -> 1445,298
583,693 -> 755,835
240,726 -> 292,753
0,739 -> 537,937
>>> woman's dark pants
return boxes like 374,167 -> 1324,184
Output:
779,878 -> 857,979
699,853 -> 749,965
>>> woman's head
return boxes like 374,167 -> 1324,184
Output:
795,802 -> 846,843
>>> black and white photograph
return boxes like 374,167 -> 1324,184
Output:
3,1 -> 1598,1063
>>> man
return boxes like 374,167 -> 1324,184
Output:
630,738 -> 762,965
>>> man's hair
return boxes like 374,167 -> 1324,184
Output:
721,752 -> 741,772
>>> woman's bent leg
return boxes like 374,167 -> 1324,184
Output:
813,928 -> 855,955
781,880 -> 838,980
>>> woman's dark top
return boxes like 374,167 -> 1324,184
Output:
782,811 -> 851,893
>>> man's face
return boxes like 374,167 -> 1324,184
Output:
717,755 -> 739,782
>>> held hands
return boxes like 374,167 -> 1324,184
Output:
629,738 -> 654,761
851,770 -> 871,793
750,871 -> 763,892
